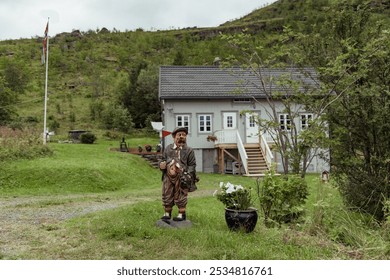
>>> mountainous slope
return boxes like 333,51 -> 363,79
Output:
0,0 -> 389,137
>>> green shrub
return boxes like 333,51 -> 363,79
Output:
80,132 -> 97,144
258,169 -> 308,227
337,167 -> 389,221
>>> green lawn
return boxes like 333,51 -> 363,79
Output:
0,140 -> 389,260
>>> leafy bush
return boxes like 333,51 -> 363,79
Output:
335,163 -> 389,221
100,103 -> 133,133
258,169 -> 308,227
80,132 -> 97,144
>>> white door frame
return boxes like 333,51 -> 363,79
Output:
245,112 -> 259,143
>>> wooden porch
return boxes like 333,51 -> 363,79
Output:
216,143 -> 269,176
214,130 -> 273,176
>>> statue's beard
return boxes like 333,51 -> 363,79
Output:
177,137 -> 186,145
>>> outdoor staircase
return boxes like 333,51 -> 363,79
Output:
245,145 -> 269,176
141,153 -> 162,168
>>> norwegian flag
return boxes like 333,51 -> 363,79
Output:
42,22 -> 49,64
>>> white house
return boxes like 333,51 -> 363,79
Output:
159,65 -> 329,176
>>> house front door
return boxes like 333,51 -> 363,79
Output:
245,112 -> 259,143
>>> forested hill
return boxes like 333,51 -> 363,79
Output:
0,0 -> 389,136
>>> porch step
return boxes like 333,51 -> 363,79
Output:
244,145 -> 269,176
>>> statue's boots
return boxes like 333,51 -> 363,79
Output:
173,210 -> 186,221
161,208 -> 172,220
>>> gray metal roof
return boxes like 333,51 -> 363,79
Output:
159,66 -> 319,100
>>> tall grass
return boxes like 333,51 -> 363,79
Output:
0,139 -> 389,259
0,126 -> 52,161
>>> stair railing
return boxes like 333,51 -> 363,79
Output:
260,133 -> 273,169
236,131 -> 248,175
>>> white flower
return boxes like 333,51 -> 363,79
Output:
216,182 -> 252,210
221,182 -> 243,194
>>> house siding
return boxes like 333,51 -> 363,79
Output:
162,99 -> 262,173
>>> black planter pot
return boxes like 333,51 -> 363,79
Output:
224,208 -> 258,233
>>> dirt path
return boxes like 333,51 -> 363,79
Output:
0,194 -> 149,259
0,189 -> 213,259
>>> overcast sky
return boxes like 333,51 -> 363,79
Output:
0,0 -> 277,41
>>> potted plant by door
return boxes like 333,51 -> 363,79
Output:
215,182 -> 258,233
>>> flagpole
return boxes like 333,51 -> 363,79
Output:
43,18 -> 49,145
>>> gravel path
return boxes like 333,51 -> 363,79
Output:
0,195 -> 135,222
0,194 -> 149,259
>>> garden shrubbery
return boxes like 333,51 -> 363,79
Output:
80,132 -> 97,144
0,126 -> 52,161
258,168 -> 309,227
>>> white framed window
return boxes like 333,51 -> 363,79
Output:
176,114 -> 190,133
227,116 -> 233,127
249,115 -> 256,128
301,114 -> 313,130
198,114 -> 212,133
279,114 -> 291,131
223,112 -> 237,130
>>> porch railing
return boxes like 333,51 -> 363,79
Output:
214,130 -> 248,175
214,130 -> 237,145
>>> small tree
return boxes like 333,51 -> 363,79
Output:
118,61 -> 161,128
220,29 -> 331,177
100,102 -> 134,133
306,1 -> 390,221
0,76 -> 17,125
3,60 -> 29,95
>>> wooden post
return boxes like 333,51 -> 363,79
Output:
219,148 -> 225,174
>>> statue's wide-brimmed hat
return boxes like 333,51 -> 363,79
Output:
172,127 -> 188,136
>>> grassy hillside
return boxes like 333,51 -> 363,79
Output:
1,28 -> 237,135
222,0 -> 390,29
0,0 -> 389,137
